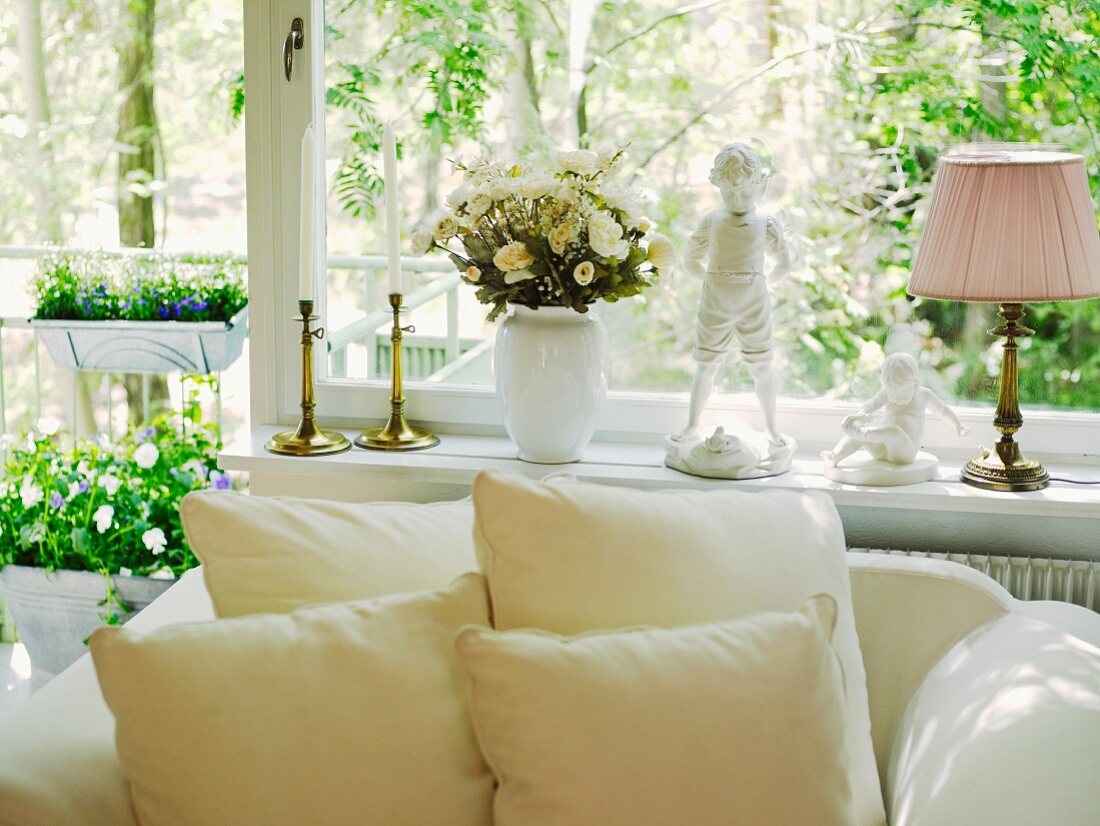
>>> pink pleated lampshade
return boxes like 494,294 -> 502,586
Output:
909,145 -> 1100,302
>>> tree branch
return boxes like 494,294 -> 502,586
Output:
590,0 -> 730,73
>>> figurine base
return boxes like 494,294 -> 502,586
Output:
664,425 -> 795,480
822,451 -> 938,487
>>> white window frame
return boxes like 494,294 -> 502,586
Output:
242,1 -> 1100,464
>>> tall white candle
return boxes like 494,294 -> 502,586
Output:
383,122 -> 402,294
298,124 -> 315,302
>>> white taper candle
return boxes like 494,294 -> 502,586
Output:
298,123 -> 315,302
383,122 -> 402,294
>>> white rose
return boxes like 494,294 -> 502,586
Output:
466,266 -> 482,283
504,268 -> 536,285
433,214 -> 458,241
573,261 -> 596,286
409,230 -> 433,256
133,442 -> 159,469
467,193 -> 492,219
516,173 -> 555,200
646,234 -> 677,270
94,504 -> 114,534
600,182 -> 640,217
19,478 -> 43,509
485,180 -> 512,201
493,241 -> 535,272
587,211 -> 629,259
548,222 -> 577,255
142,527 -> 167,555
555,149 -> 598,175
446,183 -> 474,210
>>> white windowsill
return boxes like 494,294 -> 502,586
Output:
221,426 -> 1100,522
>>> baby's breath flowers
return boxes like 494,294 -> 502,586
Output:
412,147 -> 662,321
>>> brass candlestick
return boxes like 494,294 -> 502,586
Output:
265,300 -> 352,456
355,293 -> 439,451
960,302 -> 1049,492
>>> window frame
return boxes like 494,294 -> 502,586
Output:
242,1 -> 1100,464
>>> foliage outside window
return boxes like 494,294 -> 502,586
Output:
320,0 -> 1100,412
30,250 -> 248,323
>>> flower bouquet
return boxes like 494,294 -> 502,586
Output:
412,148 -> 674,320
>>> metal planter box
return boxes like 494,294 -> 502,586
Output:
30,305 -> 248,374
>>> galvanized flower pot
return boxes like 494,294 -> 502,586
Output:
0,565 -> 174,687
31,305 -> 248,374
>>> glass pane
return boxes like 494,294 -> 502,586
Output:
322,0 -> 1100,411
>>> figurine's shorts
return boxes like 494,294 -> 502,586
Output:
692,273 -> 773,366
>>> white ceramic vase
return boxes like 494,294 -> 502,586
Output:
494,305 -> 609,464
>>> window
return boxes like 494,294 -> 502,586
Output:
246,0 -> 1100,455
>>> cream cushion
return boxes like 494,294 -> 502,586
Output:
180,489 -> 476,617
473,470 -> 885,826
89,574 -> 493,826
456,595 -> 854,826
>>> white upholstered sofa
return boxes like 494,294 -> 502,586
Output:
1,482 -> 1098,825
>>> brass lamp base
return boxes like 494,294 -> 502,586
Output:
355,409 -> 439,452
265,420 -> 351,456
961,439 -> 1049,492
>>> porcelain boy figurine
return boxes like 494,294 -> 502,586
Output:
822,352 -> 970,485
665,142 -> 795,480
677,141 -> 792,444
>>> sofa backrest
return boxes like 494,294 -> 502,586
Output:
847,553 -> 1013,786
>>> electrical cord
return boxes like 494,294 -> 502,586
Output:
1049,477 -> 1100,485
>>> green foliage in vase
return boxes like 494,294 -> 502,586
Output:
31,250 -> 248,323
0,410 -> 233,580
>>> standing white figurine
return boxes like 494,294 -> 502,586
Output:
822,352 -> 970,486
665,141 -> 796,480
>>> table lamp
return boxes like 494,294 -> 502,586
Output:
908,144 -> 1100,491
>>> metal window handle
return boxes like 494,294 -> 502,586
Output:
283,18 -> 303,82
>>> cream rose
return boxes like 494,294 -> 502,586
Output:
587,211 -> 628,259
493,241 -> 535,272
548,222 -> 576,255
555,149 -> 598,175
433,214 -> 458,241
485,180 -> 512,201
467,193 -> 492,219
504,268 -> 536,285
446,184 -> 473,210
516,173 -> 555,200
409,230 -> 433,256
646,234 -> 677,270
466,266 -> 482,283
573,261 -> 596,286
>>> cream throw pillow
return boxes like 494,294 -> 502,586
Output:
90,574 -> 493,826
456,595 -> 855,826
180,490 -> 476,617
473,470 -> 885,826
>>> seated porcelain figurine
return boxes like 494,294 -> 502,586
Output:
822,352 -> 969,486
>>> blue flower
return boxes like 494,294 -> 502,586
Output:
157,306 -> 169,319
209,470 -> 232,490
192,300 -> 209,311
48,491 -> 65,509
135,425 -> 157,444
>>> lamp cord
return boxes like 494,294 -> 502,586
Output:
1049,477 -> 1100,485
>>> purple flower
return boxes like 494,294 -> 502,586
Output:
192,300 -> 209,311
209,470 -> 232,490
77,480 -> 90,494
135,425 -> 157,444
157,306 -> 169,319
48,491 -> 65,509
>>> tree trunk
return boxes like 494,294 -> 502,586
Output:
17,0 -> 61,243
567,0 -> 598,147
118,0 -> 168,424
502,6 -> 542,156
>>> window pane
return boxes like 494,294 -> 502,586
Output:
322,0 -> 1100,410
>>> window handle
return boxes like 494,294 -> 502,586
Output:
283,18 -> 303,82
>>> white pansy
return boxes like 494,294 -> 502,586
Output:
26,522 -> 46,544
465,266 -> 482,283
587,211 -> 629,259
35,416 -> 60,436
548,222 -> 577,256
467,193 -> 492,219
94,505 -> 114,534
432,213 -> 459,241
67,481 -> 84,500
98,474 -> 122,496
504,269 -> 536,285
0,482 -> 9,498
19,478 -> 44,509
119,567 -> 133,577
409,230 -> 434,256
555,149 -> 598,175
181,459 -> 208,479
133,442 -> 159,469
493,241 -> 535,272
573,261 -> 596,286
515,173 -> 555,200
149,567 -> 176,580
142,527 -> 167,555
646,234 -> 677,270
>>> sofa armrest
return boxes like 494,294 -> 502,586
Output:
0,568 -> 214,826
886,605 -> 1100,826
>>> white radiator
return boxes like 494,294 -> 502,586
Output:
848,548 -> 1100,612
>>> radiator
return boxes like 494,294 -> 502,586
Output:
848,548 -> 1100,612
